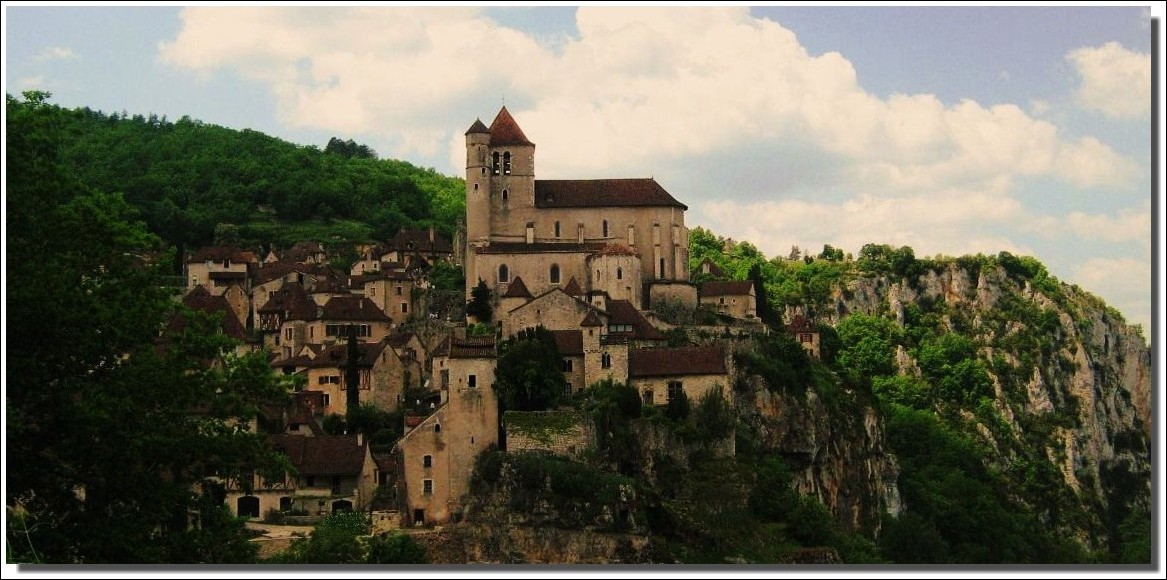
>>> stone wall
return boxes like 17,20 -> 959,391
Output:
504,410 -> 590,458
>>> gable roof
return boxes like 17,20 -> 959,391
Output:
606,300 -> 666,341
534,179 -> 687,210
390,228 -> 453,254
257,282 -> 315,319
700,280 -> 755,297
698,258 -> 726,278
321,295 -> 391,322
269,434 -> 367,476
176,286 -> 247,340
550,329 -> 584,356
488,106 -> 534,147
501,276 -> 533,298
277,339 -> 389,370
579,309 -> 605,327
628,346 -> 727,378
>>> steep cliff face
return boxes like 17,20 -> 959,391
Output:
820,262 -> 1151,548
736,375 -> 901,534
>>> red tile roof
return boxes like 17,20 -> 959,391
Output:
187,246 -> 256,264
628,346 -> 727,378
269,434 -> 367,476
257,283 -> 316,319
550,329 -> 584,356
786,314 -> 817,334
390,228 -> 453,254
700,280 -> 755,297
321,295 -> 391,322
448,336 -> 496,359
606,300 -> 666,341
534,179 -> 686,209
488,106 -> 534,147
501,276 -> 533,298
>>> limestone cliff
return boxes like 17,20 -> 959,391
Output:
815,260 -> 1151,549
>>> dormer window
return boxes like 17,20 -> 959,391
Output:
492,152 -> 500,175
503,151 -> 512,175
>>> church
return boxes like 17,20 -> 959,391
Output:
462,107 -> 697,313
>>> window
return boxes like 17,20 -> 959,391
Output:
562,358 -> 574,372
554,221 -> 561,238
322,394 -> 330,407
564,383 -> 573,397
191,275 -> 199,286
423,479 -> 433,495
550,264 -> 560,284
396,285 -> 403,296
719,297 -> 725,305
660,258 -> 666,278
285,328 -> 292,341
474,183 -> 479,191
601,352 -> 612,369
401,303 -> 409,313
326,324 -> 371,337
492,152 -> 500,175
503,151 -> 512,175
370,287 -> 376,297
499,264 -> 509,283
434,423 -> 441,433
616,267 -> 623,280
502,188 -> 509,201
667,381 -> 684,402
318,375 -> 340,385
642,389 -> 654,405
602,219 -> 609,238
800,333 -> 814,343
608,323 -> 633,333
468,374 -> 477,389
423,455 -> 433,468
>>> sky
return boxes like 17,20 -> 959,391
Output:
3,4 -> 1161,336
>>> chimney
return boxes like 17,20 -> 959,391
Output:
356,432 -> 364,447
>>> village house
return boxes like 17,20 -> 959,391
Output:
699,280 -> 757,320
272,294 -> 394,360
184,246 -> 257,294
396,335 -> 498,526
272,334 -> 419,417
627,345 -> 731,407
786,314 -> 821,360
384,227 -> 455,268
176,285 -> 255,356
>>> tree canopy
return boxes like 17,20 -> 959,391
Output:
495,326 -> 566,412
6,91 -> 291,563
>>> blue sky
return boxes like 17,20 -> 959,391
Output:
3,5 -> 1159,335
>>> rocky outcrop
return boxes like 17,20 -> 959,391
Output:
736,375 -> 901,535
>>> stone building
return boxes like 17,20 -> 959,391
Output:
461,107 -> 695,312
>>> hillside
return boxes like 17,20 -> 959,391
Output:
18,94 -> 465,269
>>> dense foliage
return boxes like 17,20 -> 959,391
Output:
495,327 -> 566,412
15,97 -> 465,271
6,91 -> 292,563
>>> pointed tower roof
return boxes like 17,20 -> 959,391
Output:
561,276 -> 583,297
465,118 -> 489,135
488,106 -> 534,147
501,276 -> 533,298
580,310 -> 604,328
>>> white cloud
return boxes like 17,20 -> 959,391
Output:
1067,42 -> 1151,119
35,46 -> 75,61
1063,202 -> 1152,245
18,75 -> 46,89
159,7 -> 1136,194
1070,257 -> 1151,332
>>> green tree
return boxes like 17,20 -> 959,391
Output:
466,278 -> 494,323
366,533 -> 428,564
495,327 -> 565,411
834,314 -> 901,383
6,92 -> 290,563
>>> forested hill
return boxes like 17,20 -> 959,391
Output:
17,93 -> 465,269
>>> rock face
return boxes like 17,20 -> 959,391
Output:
818,262 -> 1151,547
737,375 -> 902,535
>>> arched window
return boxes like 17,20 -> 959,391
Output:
602,219 -> 609,238
554,221 -> 561,238
498,264 -> 509,283
502,188 -> 509,201
616,267 -> 623,280
550,264 -> 561,284
492,152 -> 500,175
601,352 -> 612,369
503,151 -> 512,175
